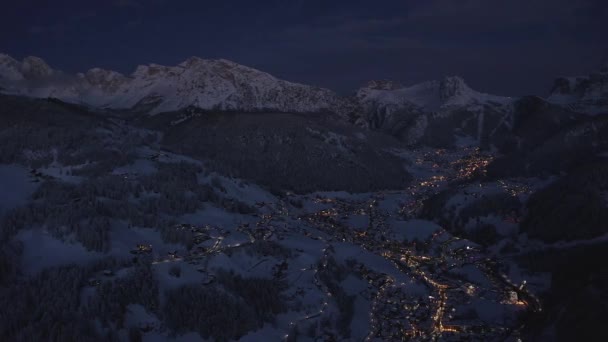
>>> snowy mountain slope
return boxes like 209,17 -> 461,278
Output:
1,53 -> 515,122
0,54 -> 23,81
356,77 -> 516,147
357,76 -> 512,114
547,63 -> 608,115
0,54 -> 350,116
4,52 -> 605,150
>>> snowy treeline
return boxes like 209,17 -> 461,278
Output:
0,240 -> 23,284
163,270 -> 286,341
163,284 -> 258,341
0,250 -> 137,339
86,263 -> 159,330
0,265 -> 101,341
522,160 -> 608,242
0,97 -> 101,167
0,160 -> 256,251
0,95 -> 148,171
159,111 -> 411,193
317,255 -> 356,337
216,269 -> 287,323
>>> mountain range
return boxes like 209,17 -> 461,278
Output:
1,53 -> 607,155
2,53 -> 606,122
0,54 -> 350,117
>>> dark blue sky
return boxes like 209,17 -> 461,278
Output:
1,0 -> 607,96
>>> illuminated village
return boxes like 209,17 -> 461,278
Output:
74,146 -> 545,341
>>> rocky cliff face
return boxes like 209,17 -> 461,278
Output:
0,54 -> 26,81
357,76 -> 511,113
548,63 -> 608,115
356,76 -> 514,147
0,54 -> 352,117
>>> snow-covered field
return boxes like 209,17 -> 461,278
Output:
0,164 -> 38,215
16,229 -> 102,275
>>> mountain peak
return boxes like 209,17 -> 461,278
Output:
216,58 -> 240,67
364,80 -> 404,91
0,54 -> 22,81
180,56 -> 205,67
21,56 -> 53,79
0,53 -> 18,64
85,68 -> 127,87
130,63 -> 171,78
439,76 -> 470,101
0,54 -> 54,81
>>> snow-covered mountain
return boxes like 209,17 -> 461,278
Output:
1,53 -> 518,148
5,52 -> 606,148
357,76 -> 512,115
0,55 -> 55,81
0,53 -> 348,115
547,63 -> 608,115
1,53 -> 517,120
355,76 -> 515,146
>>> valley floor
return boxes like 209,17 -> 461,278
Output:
1,100 -> 606,341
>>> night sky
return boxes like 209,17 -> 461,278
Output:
1,0 -> 607,96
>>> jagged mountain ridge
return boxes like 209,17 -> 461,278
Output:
0,53 -> 513,118
0,53 -> 353,116
357,76 -> 512,114
356,77 -> 518,147
3,53 -> 607,150
547,62 -> 608,115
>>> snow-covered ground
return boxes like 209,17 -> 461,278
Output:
0,164 -> 39,215
390,219 -> 441,242
16,229 -> 103,275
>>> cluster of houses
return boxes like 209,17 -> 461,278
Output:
130,244 -> 153,255
303,197 -> 525,341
